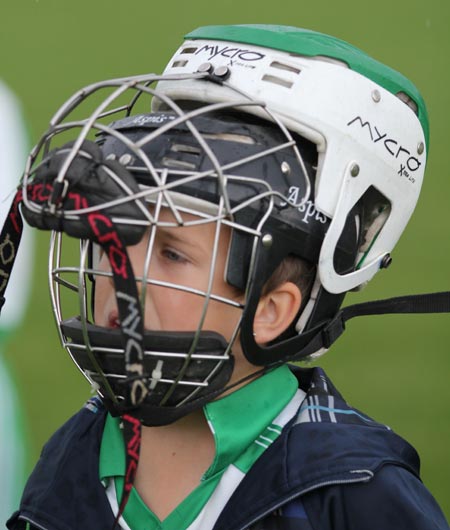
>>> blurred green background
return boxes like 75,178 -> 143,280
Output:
1,0 -> 449,520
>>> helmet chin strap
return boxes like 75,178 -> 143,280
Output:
290,291 -> 450,362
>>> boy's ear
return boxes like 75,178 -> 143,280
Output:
253,282 -> 302,345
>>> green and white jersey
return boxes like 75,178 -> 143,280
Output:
0,81 -> 31,527
100,365 -> 306,530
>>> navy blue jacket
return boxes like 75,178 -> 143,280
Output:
8,367 -> 449,530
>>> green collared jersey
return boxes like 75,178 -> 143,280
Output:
99,365 -> 305,530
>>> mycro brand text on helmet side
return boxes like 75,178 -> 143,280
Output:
347,116 -> 422,184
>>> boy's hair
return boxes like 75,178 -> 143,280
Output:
261,255 -> 316,344
263,256 -> 316,313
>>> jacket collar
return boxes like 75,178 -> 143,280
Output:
212,366 -> 420,530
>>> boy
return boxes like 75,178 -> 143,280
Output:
3,25 -> 449,529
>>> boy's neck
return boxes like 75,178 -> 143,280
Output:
134,408 -> 215,521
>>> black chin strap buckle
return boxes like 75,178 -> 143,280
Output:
322,313 -> 346,349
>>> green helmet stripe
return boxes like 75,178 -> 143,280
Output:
185,25 -> 429,147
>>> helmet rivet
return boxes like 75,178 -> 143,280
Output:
350,163 -> 360,177
372,89 -> 381,103
380,254 -> 393,269
262,234 -> 273,248
281,161 -> 291,175
213,65 -> 231,79
197,62 -> 214,74
417,142 -> 425,155
119,154 -> 133,166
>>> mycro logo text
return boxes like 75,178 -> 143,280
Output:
347,116 -> 422,183
195,44 -> 265,62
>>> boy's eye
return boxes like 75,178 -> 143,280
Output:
161,248 -> 188,264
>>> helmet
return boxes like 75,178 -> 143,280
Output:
156,24 -> 428,294
8,25 -> 429,427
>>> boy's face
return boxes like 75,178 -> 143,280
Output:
94,208 -> 257,387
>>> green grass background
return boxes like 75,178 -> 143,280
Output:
1,0 -> 449,520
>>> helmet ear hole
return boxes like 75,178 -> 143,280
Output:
332,186 -> 391,278
355,187 -> 392,270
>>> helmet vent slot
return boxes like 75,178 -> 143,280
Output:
261,74 -> 293,89
180,47 -> 198,54
164,143 -> 202,169
396,91 -> 419,116
270,61 -> 301,75
202,132 -> 256,145
170,143 -> 202,155
172,60 -> 188,68
162,157 -> 197,170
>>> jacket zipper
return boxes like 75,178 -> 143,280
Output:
233,469 -> 374,530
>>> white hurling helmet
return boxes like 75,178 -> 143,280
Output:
155,24 -> 428,295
